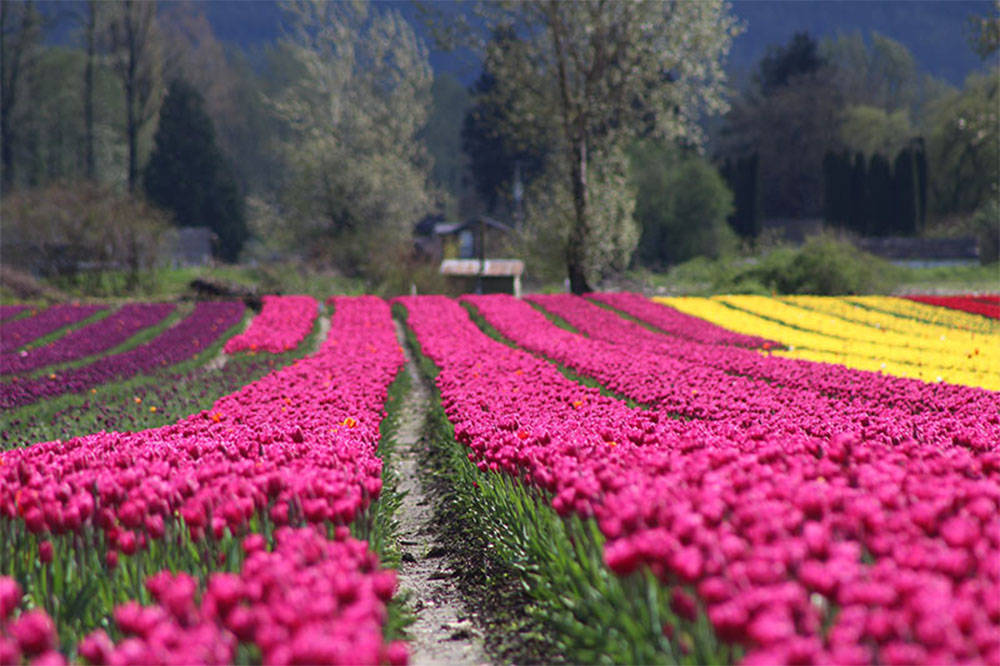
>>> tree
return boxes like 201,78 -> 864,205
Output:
839,105 -> 914,158
866,152 -> 893,236
421,73 -> 471,214
106,0 -> 162,192
269,0 -> 434,275
925,69 -> 999,216
893,147 -> 918,235
1,0 -> 42,189
633,143 -> 736,267
847,152 -> 867,235
83,0 -> 98,180
477,1 -> 739,292
755,31 -> 825,95
144,78 -> 247,262
719,32 -> 841,219
967,1 -> 1000,60
720,153 -> 761,239
462,27 -> 551,216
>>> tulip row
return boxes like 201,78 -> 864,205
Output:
1,296 -> 407,663
0,301 -> 245,409
587,291 -> 776,349
592,294 -> 996,414
780,295 -> 995,348
848,295 -> 999,334
224,295 -> 319,354
719,295 -> 998,362
2,318 -> 319,451
1,530 -> 406,666
442,294 -> 998,664
491,294 -> 997,449
0,304 -> 106,354
655,295 -> 998,389
1,303 -> 176,378
905,294 -> 1000,319
0,305 -> 29,322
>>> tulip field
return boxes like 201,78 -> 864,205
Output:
1,292 -> 998,664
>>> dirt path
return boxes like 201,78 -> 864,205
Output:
391,320 -> 488,666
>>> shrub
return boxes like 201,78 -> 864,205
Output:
0,183 -> 171,291
725,235 -> 902,295
970,198 -> 999,264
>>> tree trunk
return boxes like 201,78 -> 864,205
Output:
125,0 -> 138,192
84,0 -> 96,180
566,137 -> 591,294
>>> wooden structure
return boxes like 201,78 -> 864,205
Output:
412,216 -> 521,295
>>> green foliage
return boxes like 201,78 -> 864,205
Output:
641,235 -> 904,296
721,32 -> 840,219
144,78 -> 248,262
926,68 -> 999,216
839,105 -> 915,157
755,31 -> 826,94
475,1 -> 740,292
719,153 -> 761,240
421,73 -> 472,212
632,143 -> 737,267
462,27 -> 551,215
967,1 -> 1000,60
521,147 -> 640,287
270,0 -> 434,275
970,198 -> 1000,264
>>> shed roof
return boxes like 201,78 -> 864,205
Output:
440,258 -> 524,277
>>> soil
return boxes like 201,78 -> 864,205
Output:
391,320 -> 490,666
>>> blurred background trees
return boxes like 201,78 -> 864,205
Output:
0,0 -> 996,295
144,78 -> 247,262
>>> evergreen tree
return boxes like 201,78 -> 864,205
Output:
848,152 -> 867,235
893,147 -> 917,235
721,153 -> 761,239
822,150 -> 851,228
914,138 -> 928,233
144,78 -> 247,262
867,153 -> 893,236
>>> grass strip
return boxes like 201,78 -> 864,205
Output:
526,300 -> 581,334
354,360 -> 414,644
20,303 -> 188,379
17,306 -> 112,353
396,304 -> 728,665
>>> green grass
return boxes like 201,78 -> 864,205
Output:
44,263 -> 366,301
627,240 -> 998,297
892,262 -> 999,294
395,303 -> 733,665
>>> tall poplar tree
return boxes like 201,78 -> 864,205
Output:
476,1 -> 740,292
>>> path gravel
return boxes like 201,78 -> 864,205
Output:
391,320 -> 489,666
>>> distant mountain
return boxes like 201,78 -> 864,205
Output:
38,0 -> 992,86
